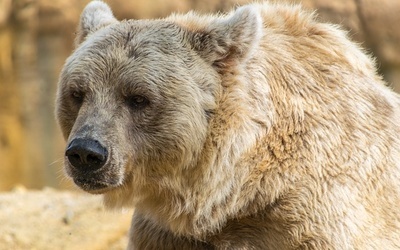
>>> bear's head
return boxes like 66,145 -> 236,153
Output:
56,0 -> 262,220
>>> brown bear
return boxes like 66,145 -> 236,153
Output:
56,1 -> 400,249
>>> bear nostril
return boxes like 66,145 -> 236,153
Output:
65,138 -> 108,171
68,153 -> 81,165
88,154 -> 101,164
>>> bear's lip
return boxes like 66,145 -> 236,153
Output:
73,177 -> 117,194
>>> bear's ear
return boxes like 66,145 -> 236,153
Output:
75,0 -> 118,46
189,5 -> 263,66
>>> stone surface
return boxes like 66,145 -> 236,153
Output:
0,0 -> 12,27
0,188 -> 132,250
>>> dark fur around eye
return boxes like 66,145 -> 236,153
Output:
126,95 -> 150,109
70,90 -> 84,105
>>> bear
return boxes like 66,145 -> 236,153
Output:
56,1 -> 400,249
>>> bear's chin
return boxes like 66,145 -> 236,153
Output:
72,177 -> 119,194
65,159 -> 125,194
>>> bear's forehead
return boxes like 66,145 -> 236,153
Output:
70,20 -> 190,70
86,20 -> 184,52
62,21 -> 193,89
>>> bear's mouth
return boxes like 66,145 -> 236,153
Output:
73,178 -> 117,194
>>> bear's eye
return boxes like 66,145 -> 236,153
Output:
126,95 -> 150,109
71,90 -> 84,104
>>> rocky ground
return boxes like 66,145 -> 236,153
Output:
0,187 -> 132,250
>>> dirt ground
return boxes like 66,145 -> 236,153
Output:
0,187 -> 132,250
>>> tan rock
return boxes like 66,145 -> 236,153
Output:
0,188 -> 132,250
107,0 -> 190,19
0,0 -> 12,27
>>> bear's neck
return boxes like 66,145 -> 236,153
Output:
141,96 -> 308,239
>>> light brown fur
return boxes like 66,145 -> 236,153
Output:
56,1 -> 400,249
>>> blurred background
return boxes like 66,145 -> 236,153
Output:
0,0 -> 400,191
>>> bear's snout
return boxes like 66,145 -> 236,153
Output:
66,138 -> 108,172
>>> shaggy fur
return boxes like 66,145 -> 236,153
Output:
56,1 -> 400,249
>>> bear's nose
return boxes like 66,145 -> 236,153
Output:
65,138 -> 108,171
